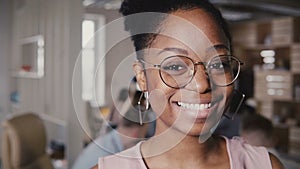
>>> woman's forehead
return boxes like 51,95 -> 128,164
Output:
149,9 -> 228,56
146,34 -> 229,61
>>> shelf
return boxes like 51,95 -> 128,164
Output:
232,16 -> 300,156
12,71 -> 43,79
40,113 -> 67,127
14,35 -> 45,79
236,44 -> 293,50
274,99 -> 300,104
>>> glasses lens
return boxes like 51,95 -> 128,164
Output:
160,56 -> 194,88
207,56 -> 240,86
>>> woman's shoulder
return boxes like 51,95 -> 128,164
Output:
224,136 -> 274,169
97,141 -> 146,169
226,136 -> 269,156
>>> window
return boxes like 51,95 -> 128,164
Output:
82,15 -> 106,107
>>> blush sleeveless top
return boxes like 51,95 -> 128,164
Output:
98,137 -> 272,169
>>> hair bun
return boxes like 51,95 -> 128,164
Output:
120,0 -> 211,16
118,0 -> 231,55
120,0 -> 145,16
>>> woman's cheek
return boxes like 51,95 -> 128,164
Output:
149,89 -> 167,118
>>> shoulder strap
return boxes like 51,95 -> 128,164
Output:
226,137 -> 273,169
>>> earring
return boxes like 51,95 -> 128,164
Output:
138,91 -> 150,125
223,90 -> 245,120
144,91 -> 149,110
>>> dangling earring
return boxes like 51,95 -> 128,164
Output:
223,90 -> 245,120
138,91 -> 150,125
144,91 -> 149,110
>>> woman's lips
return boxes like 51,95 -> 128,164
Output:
177,102 -> 211,110
174,101 -> 213,120
171,95 -> 222,121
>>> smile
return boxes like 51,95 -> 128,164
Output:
177,102 -> 211,110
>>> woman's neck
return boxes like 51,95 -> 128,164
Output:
141,127 -> 226,169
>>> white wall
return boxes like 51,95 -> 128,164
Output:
0,0 -> 12,157
9,0 -> 85,165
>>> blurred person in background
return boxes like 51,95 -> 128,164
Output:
72,105 -> 150,169
240,113 -> 275,147
105,88 -> 129,132
102,77 -> 156,137
240,113 -> 300,169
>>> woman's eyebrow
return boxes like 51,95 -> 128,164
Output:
158,47 -> 189,55
157,45 -> 228,58
205,44 -> 229,54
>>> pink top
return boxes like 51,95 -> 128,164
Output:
98,137 -> 272,169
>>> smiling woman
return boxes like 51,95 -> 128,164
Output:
92,0 -> 285,169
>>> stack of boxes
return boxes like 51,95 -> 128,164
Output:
291,44 -> 300,73
232,16 -> 300,155
290,127 -> 300,156
271,17 -> 300,46
270,17 -> 300,155
254,70 -> 292,119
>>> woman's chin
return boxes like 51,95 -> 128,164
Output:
171,119 -> 219,138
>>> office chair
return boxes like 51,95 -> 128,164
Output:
1,113 -> 54,169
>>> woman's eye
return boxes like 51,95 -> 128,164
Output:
161,63 -> 189,76
210,63 -> 224,69
163,64 -> 185,71
209,61 -> 231,71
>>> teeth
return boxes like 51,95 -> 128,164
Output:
177,102 -> 211,110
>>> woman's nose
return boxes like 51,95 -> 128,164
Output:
185,66 -> 211,93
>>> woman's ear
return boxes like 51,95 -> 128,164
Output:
133,61 -> 147,91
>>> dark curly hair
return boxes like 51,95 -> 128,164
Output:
119,0 -> 232,59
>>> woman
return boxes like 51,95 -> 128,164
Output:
93,0 -> 284,168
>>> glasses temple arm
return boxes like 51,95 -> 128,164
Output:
138,59 -> 160,68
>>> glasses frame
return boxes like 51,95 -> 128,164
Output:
139,55 -> 244,89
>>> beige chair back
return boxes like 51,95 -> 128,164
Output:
2,113 -> 54,169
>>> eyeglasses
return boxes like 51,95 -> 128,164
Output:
139,55 -> 243,89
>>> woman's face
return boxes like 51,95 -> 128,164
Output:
134,8 -> 234,137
